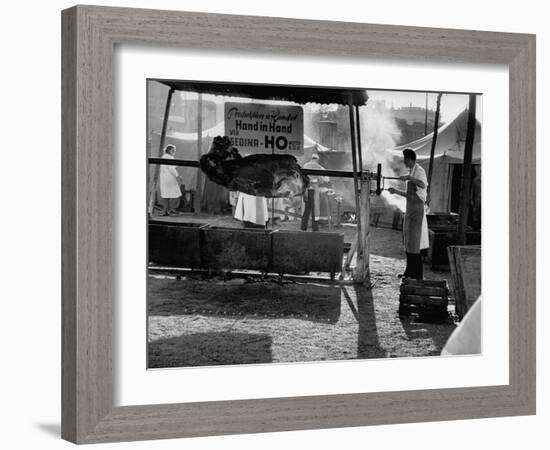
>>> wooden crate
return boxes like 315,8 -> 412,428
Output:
398,278 -> 449,322
447,245 -> 481,319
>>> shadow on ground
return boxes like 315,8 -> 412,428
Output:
342,284 -> 387,359
148,331 -> 273,368
398,315 -> 456,355
148,278 -> 341,324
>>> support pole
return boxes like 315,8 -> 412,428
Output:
355,104 -> 369,281
424,92 -> 429,136
355,105 -> 364,174
271,121 -> 275,228
359,179 -> 370,279
456,94 -> 477,245
427,92 -> 442,204
148,87 -> 174,216
348,98 -> 366,282
311,189 -> 319,231
343,230 -> 358,274
194,93 -> 203,213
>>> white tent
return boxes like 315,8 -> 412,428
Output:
388,109 -> 481,212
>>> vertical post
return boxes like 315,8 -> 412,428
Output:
271,198 -> 275,228
354,105 -> 364,173
456,94 -> 477,245
424,92 -> 429,136
148,87 -> 174,216
427,92 -> 443,203
194,93 -> 203,213
271,124 -> 275,228
310,189 -> 319,231
348,97 -> 365,282
327,196 -> 333,231
359,179 -> 370,277
355,104 -> 369,279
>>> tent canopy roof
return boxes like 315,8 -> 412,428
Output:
155,79 -> 369,106
389,109 -> 481,162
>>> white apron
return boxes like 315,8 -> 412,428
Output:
408,164 -> 429,251
403,179 -> 424,253
159,154 -> 182,198
420,211 -> 429,250
234,193 -> 268,225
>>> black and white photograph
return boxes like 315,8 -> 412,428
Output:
146,80 -> 482,368
2,0 -> 545,447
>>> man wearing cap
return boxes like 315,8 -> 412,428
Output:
388,148 -> 428,279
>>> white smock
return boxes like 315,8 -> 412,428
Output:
159,153 -> 182,198
234,192 -> 268,226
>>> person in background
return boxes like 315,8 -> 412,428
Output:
234,192 -> 269,228
159,144 -> 182,216
301,153 -> 330,230
388,148 -> 428,279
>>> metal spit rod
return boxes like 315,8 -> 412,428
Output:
148,158 -> 403,195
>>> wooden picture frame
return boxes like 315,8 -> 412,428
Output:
62,5 -> 536,444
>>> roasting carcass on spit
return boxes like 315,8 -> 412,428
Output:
200,136 -> 309,198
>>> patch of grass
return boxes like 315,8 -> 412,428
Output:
147,227 -> 460,368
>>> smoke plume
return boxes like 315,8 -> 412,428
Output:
360,102 -> 407,212
380,190 -> 406,212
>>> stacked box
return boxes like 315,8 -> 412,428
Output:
398,278 -> 449,322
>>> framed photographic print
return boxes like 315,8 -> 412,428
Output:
62,5 -> 535,444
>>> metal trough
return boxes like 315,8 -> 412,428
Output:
428,228 -> 481,269
271,230 -> 344,279
148,220 -> 209,268
201,226 -> 272,271
426,212 -> 459,231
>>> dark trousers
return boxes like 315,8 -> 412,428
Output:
405,252 -> 423,279
300,188 -> 319,231
160,197 -> 180,215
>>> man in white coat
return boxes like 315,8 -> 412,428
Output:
388,148 -> 428,279
159,144 -> 182,216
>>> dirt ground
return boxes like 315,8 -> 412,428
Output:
148,217 -> 457,368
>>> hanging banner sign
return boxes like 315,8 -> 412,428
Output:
224,102 -> 304,155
